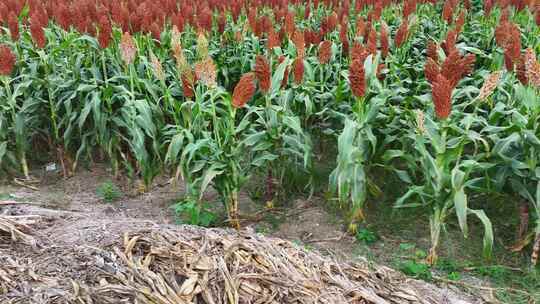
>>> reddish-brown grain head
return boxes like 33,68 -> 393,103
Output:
218,12 -> 226,34
425,58 -> 440,84
464,0 -> 471,10
232,72 -> 257,108
278,55 -> 289,88
516,56 -> 529,84
380,22 -> 390,58
98,15 -> 112,49
529,61 -> 540,88
318,40 -> 333,64
432,74 -> 453,120
427,40 -> 439,62
327,12 -> 338,33
0,3 -> 8,24
349,59 -> 366,98
504,51 -> 515,71
284,10 -> 295,37
120,32 -> 137,65
442,29 -> 457,55
194,57 -> 217,87
442,0 -> 454,23
395,20 -> 409,48
0,44 -> 16,76
181,69 -> 196,99
403,0 -> 417,19
339,23 -> 348,45
377,63 -> 386,81
366,25 -> 377,55
293,57 -> 304,85
484,0 -> 494,16
254,55 -> 271,93
455,11 -> 466,34
267,28 -> 280,50
351,41 -> 369,64
460,53 -> 476,76
355,16 -> 366,39
505,25 -> 522,62
7,12 -> 19,41
30,17 -> 47,49
441,50 -> 473,88
500,8 -> 510,24
56,2 -> 71,31
292,30 -> 305,58
478,71 -> 503,100
524,48 -> 537,83
373,1 -> 382,20
495,21 -> 512,48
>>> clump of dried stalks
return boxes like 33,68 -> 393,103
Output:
74,229 -> 431,304
0,215 -> 38,247
1,217 -> 452,304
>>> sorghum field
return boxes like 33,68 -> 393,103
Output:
1,0 -> 540,302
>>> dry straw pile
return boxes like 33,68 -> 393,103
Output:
1,215 -> 457,304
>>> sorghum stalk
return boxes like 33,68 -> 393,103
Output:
427,119 -> 449,265
2,77 -> 29,179
101,52 -> 108,85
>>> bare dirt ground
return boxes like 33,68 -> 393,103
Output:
0,165 -> 492,303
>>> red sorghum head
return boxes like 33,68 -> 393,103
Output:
349,59 -> 366,98
254,55 -> 271,93
0,44 -> 16,76
232,72 -> 256,108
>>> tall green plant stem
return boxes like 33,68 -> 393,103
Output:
101,51 -> 108,85
2,77 -> 29,179
226,106 -> 240,229
428,119 -> 449,265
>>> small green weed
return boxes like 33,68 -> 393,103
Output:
474,265 -> 508,280
355,228 -> 378,245
436,258 -> 462,273
399,242 -> 416,251
399,260 -> 432,280
447,272 -> 462,281
170,199 -> 216,227
96,181 -> 122,202
255,225 -> 271,235
414,249 -> 427,259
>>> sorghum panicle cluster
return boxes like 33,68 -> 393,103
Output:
431,74 -> 452,119
194,57 -> 217,88
318,40 -> 333,64
478,71 -> 503,100
380,22 -> 389,58
232,72 -> 256,108
424,47 -> 476,120
120,32 -> 137,65
349,60 -> 366,98
254,55 -> 271,92
293,57 -> 304,85
395,20 -> 409,48
0,44 -> 16,76
427,40 -> 439,62
278,56 -> 289,88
